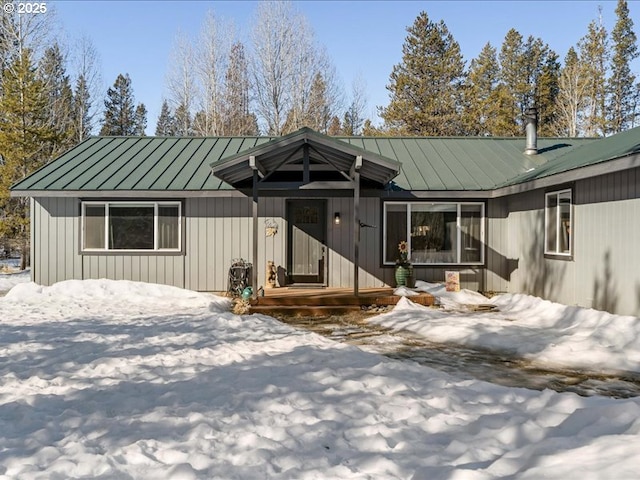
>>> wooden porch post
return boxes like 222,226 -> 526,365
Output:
251,159 -> 259,298
353,155 -> 362,297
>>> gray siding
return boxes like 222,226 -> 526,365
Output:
485,198 -> 510,293
184,197 -> 254,292
32,198 -> 184,288
573,167 -> 640,315
32,195 -> 486,293
32,197 -> 82,285
492,166 -> 640,316
327,197 -> 386,288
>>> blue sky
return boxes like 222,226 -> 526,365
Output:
51,0 -> 639,133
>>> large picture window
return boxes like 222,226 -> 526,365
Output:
545,189 -> 572,256
82,201 -> 181,252
383,202 -> 484,265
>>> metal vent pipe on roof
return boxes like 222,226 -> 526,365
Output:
524,107 -> 538,155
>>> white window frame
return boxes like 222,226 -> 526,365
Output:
81,201 -> 182,252
383,201 -> 485,266
544,189 -> 572,257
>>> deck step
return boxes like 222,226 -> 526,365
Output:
248,292 -> 435,316
252,293 -> 435,307
249,305 -> 363,316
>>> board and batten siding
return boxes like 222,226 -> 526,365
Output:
572,166 -> 640,315
184,197 -> 267,292
32,197 -> 82,285
184,197 -> 387,291
484,198 -> 510,293
491,166 -> 640,316
32,195 -> 487,293
327,197 -> 386,288
32,197 -> 184,288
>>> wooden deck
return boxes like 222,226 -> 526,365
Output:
248,286 -> 434,316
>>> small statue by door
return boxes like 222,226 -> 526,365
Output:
266,260 -> 277,288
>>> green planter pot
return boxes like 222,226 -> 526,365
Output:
395,265 -> 412,287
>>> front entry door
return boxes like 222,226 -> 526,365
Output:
287,200 -> 327,285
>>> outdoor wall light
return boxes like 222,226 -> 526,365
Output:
334,212 -> 341,225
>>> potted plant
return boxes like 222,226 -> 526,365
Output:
395,241 -> 413,287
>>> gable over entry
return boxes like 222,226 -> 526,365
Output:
211,128 -> 401,295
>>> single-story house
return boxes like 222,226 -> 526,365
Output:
10,120 -> 640,316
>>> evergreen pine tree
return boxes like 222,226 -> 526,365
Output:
342,110 -> 355,136
535,45 -> 560,136
221,42 -> 257,135
0,49 -> 55,269
327,116 -> 341,136
578,13 -> 608,137
497,29 -> 525,135
498,30 -> 559,135
155,100 -> 177,136
462,42 -> 503,135
380,11 -> 466,135
304,72 -> 330,132
174,102 -> 192,136
100,73 -> 137,136
608,0 -> 638,133
73,74 -> 92,142
39,43 -> 75,154
361,119 -> 384,136
343,97 -> 365,136
133,103 -> 147,136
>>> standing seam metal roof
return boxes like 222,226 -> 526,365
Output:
10,129 -> 606,194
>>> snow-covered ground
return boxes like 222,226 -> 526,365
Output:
1,278 -> 639,479
0,258 -> 30,295
385,281 -> 640,374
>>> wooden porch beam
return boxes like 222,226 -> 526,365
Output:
259,144 -> 304,183
299,181 -> 355,189
308,144 -> 352,182
249,155 -> 267,178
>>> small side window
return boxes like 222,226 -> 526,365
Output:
545,189 -> 572,256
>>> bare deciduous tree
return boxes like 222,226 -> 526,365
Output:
166,30 -> 195,135
0,1 -> 55,64
343,74 -> 368,135
250,1 -> 297,135
70,35 -> 102,141
192,11 -> 234,136
553,47 -> 589,136
250,1 -> 341,135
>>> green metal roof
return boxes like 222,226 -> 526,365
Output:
10,128 -> 609,195
11,136 -> 274,193
500,125 -> 640,186
338,136 -> 597,190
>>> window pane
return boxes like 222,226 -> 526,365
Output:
461,204 -> 482,262
546,194 -> 558,253
411,204 -> 457,263
158,205 -> 180,249
109,205 -> 154,249
385,204 -> 407,264
558,191 -> 571,253
84,205 -> 105,249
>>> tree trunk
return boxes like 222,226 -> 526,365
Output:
20,239 -> 29,271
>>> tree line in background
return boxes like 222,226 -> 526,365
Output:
380,1 -> 638,138
154,0 -> 639,139
0,0 -> 639,265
